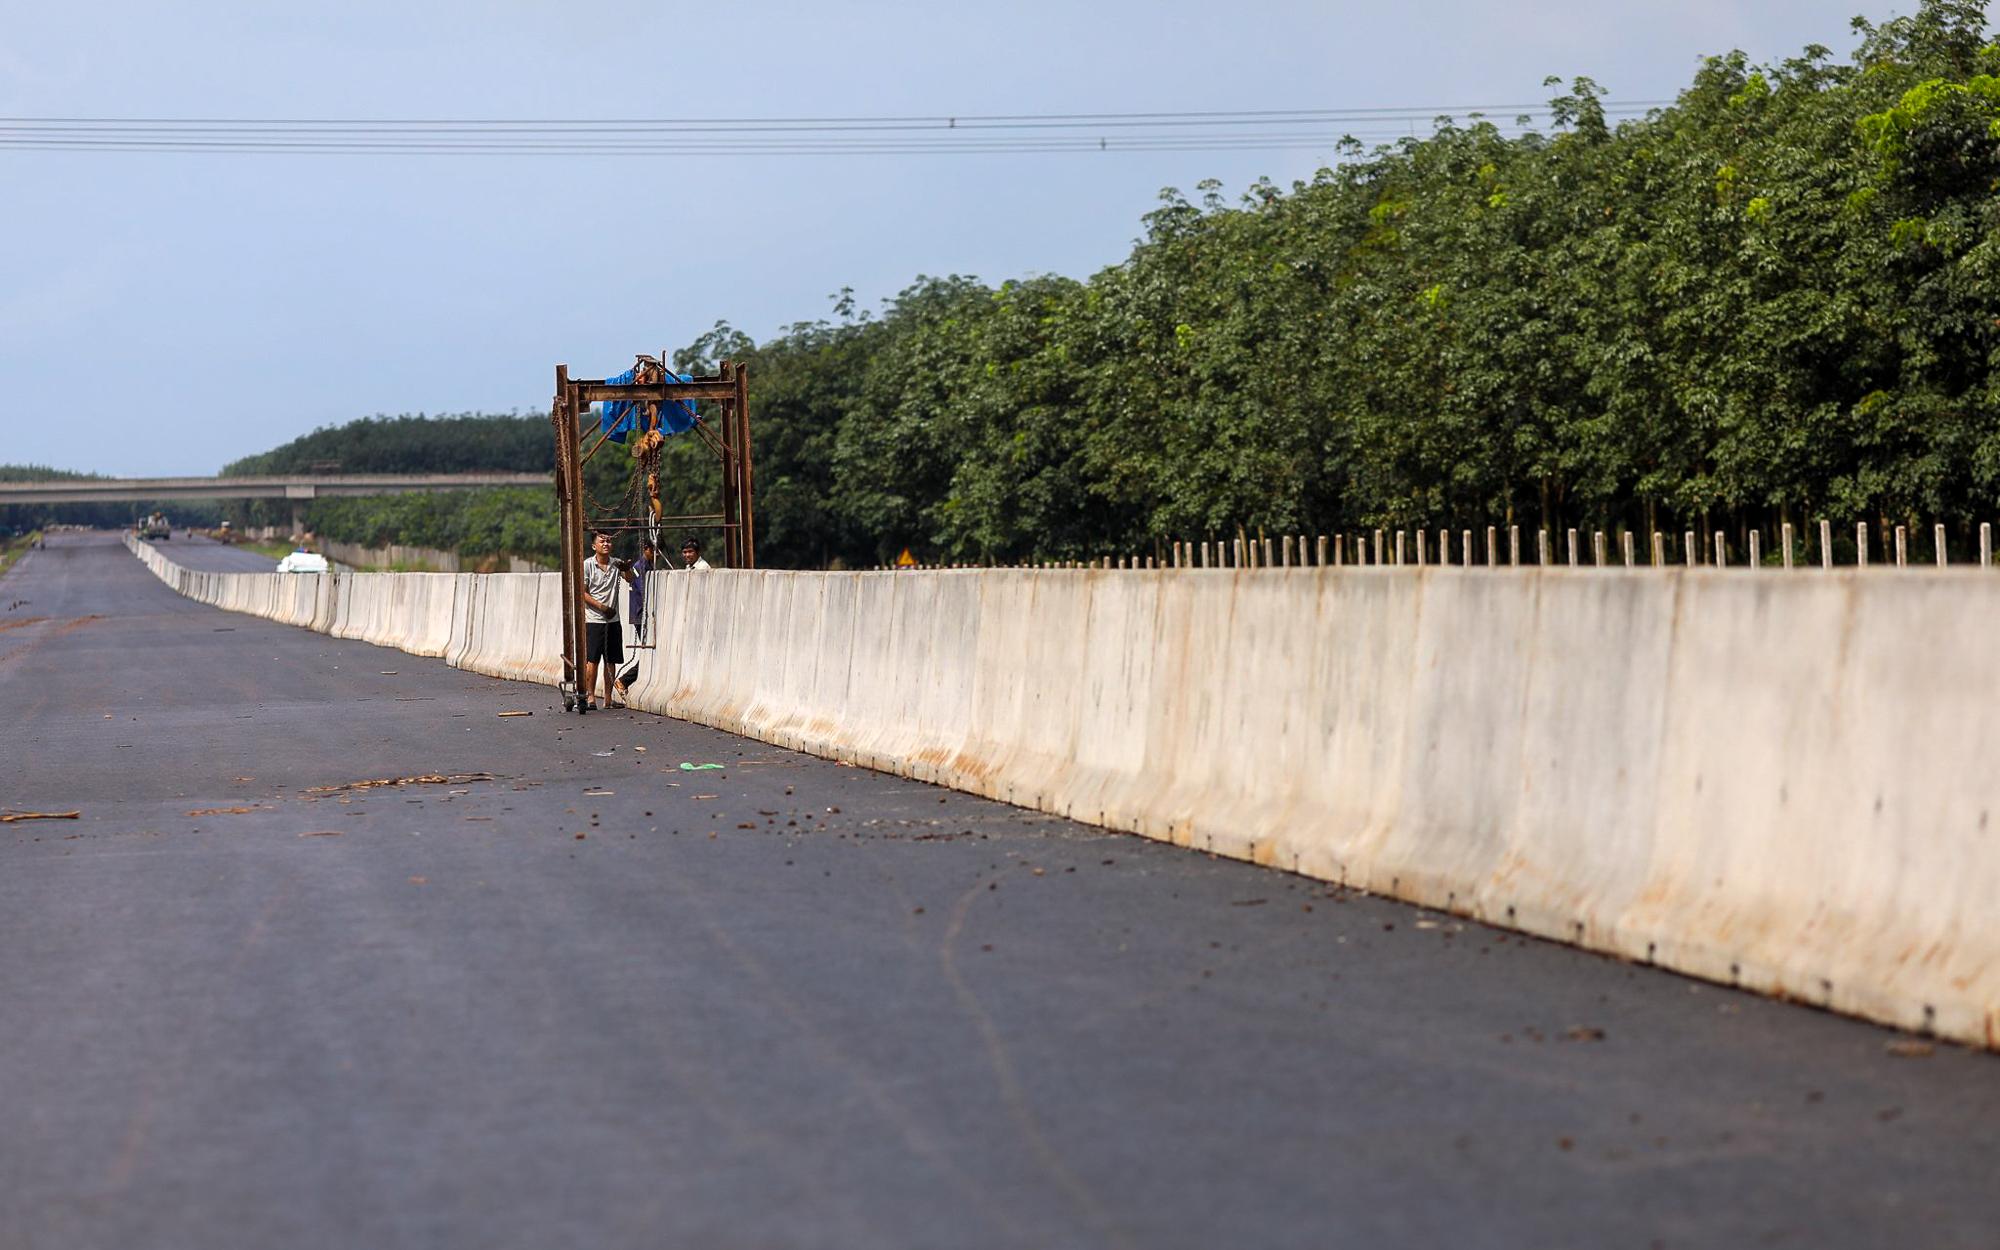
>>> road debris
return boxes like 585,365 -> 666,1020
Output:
1885,1040 -> 1935,1059
186,805 -> 268,817
306,772 -> 496,795
1,810 -> 80,823
298,830 -> 342,838
592,750 -> 616,758
583,790 -> 615,797
679,762 -> 725,771
497,711 -> 533,718
1564,1026 -> 1607,1042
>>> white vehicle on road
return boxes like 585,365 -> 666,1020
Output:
276,550 -> 330,574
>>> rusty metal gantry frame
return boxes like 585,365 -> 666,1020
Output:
549,360 -> 754,711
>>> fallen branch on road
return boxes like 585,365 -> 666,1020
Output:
305,772 -> 497,795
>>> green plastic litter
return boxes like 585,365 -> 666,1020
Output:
678,762 -> 726,771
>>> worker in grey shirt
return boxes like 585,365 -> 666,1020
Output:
581,530 -> 636,709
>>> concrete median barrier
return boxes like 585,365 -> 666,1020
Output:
400,573 -> 461,658
471,574 -> 555,685
331,572 -> 388,645
442,573 -> 481,671
284,574 -> 322,628
124,536 -> 2000,1048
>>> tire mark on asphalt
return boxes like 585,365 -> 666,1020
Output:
938,872 -> 1137,1250
520,884 -> 882,1244
658,867 -> 1031,1241
0,615 -> 102,669
101,874 -> 299,1193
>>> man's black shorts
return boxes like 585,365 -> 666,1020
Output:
586,620 -> 624,666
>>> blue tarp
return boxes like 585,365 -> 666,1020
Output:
597,368 -> 699,443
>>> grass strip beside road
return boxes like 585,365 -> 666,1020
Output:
0,532 -> 43,581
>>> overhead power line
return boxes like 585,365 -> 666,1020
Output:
0,103 -> 1672,157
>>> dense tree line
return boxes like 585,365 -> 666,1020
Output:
231,2 -> 2000,567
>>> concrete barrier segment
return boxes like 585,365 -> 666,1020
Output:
442,574 -> 480,671
400,573 -> 459,658
447,573 -> 554,685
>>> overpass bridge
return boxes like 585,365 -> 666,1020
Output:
0,472 -> 551,506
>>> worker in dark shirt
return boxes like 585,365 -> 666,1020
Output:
614,540 -> 654,703
627,540 -> 654,638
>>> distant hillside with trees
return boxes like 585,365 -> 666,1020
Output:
220,413 -> 552,477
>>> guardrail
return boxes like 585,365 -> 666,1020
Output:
890,520 -> 1998,572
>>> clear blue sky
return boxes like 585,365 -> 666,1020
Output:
1,1 -> 1898,476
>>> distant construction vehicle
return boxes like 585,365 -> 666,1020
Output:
140,512 -> 171,540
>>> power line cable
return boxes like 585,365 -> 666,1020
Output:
0,102 -> 1672,127
0,102 -> 1673,157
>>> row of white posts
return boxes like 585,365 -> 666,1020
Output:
889,520 -> 1997,571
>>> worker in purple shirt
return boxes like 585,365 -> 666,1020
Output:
627,539 -> 654,636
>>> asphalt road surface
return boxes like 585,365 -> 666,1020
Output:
147,533 -> 283,573
4,532 -> 1997,1250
